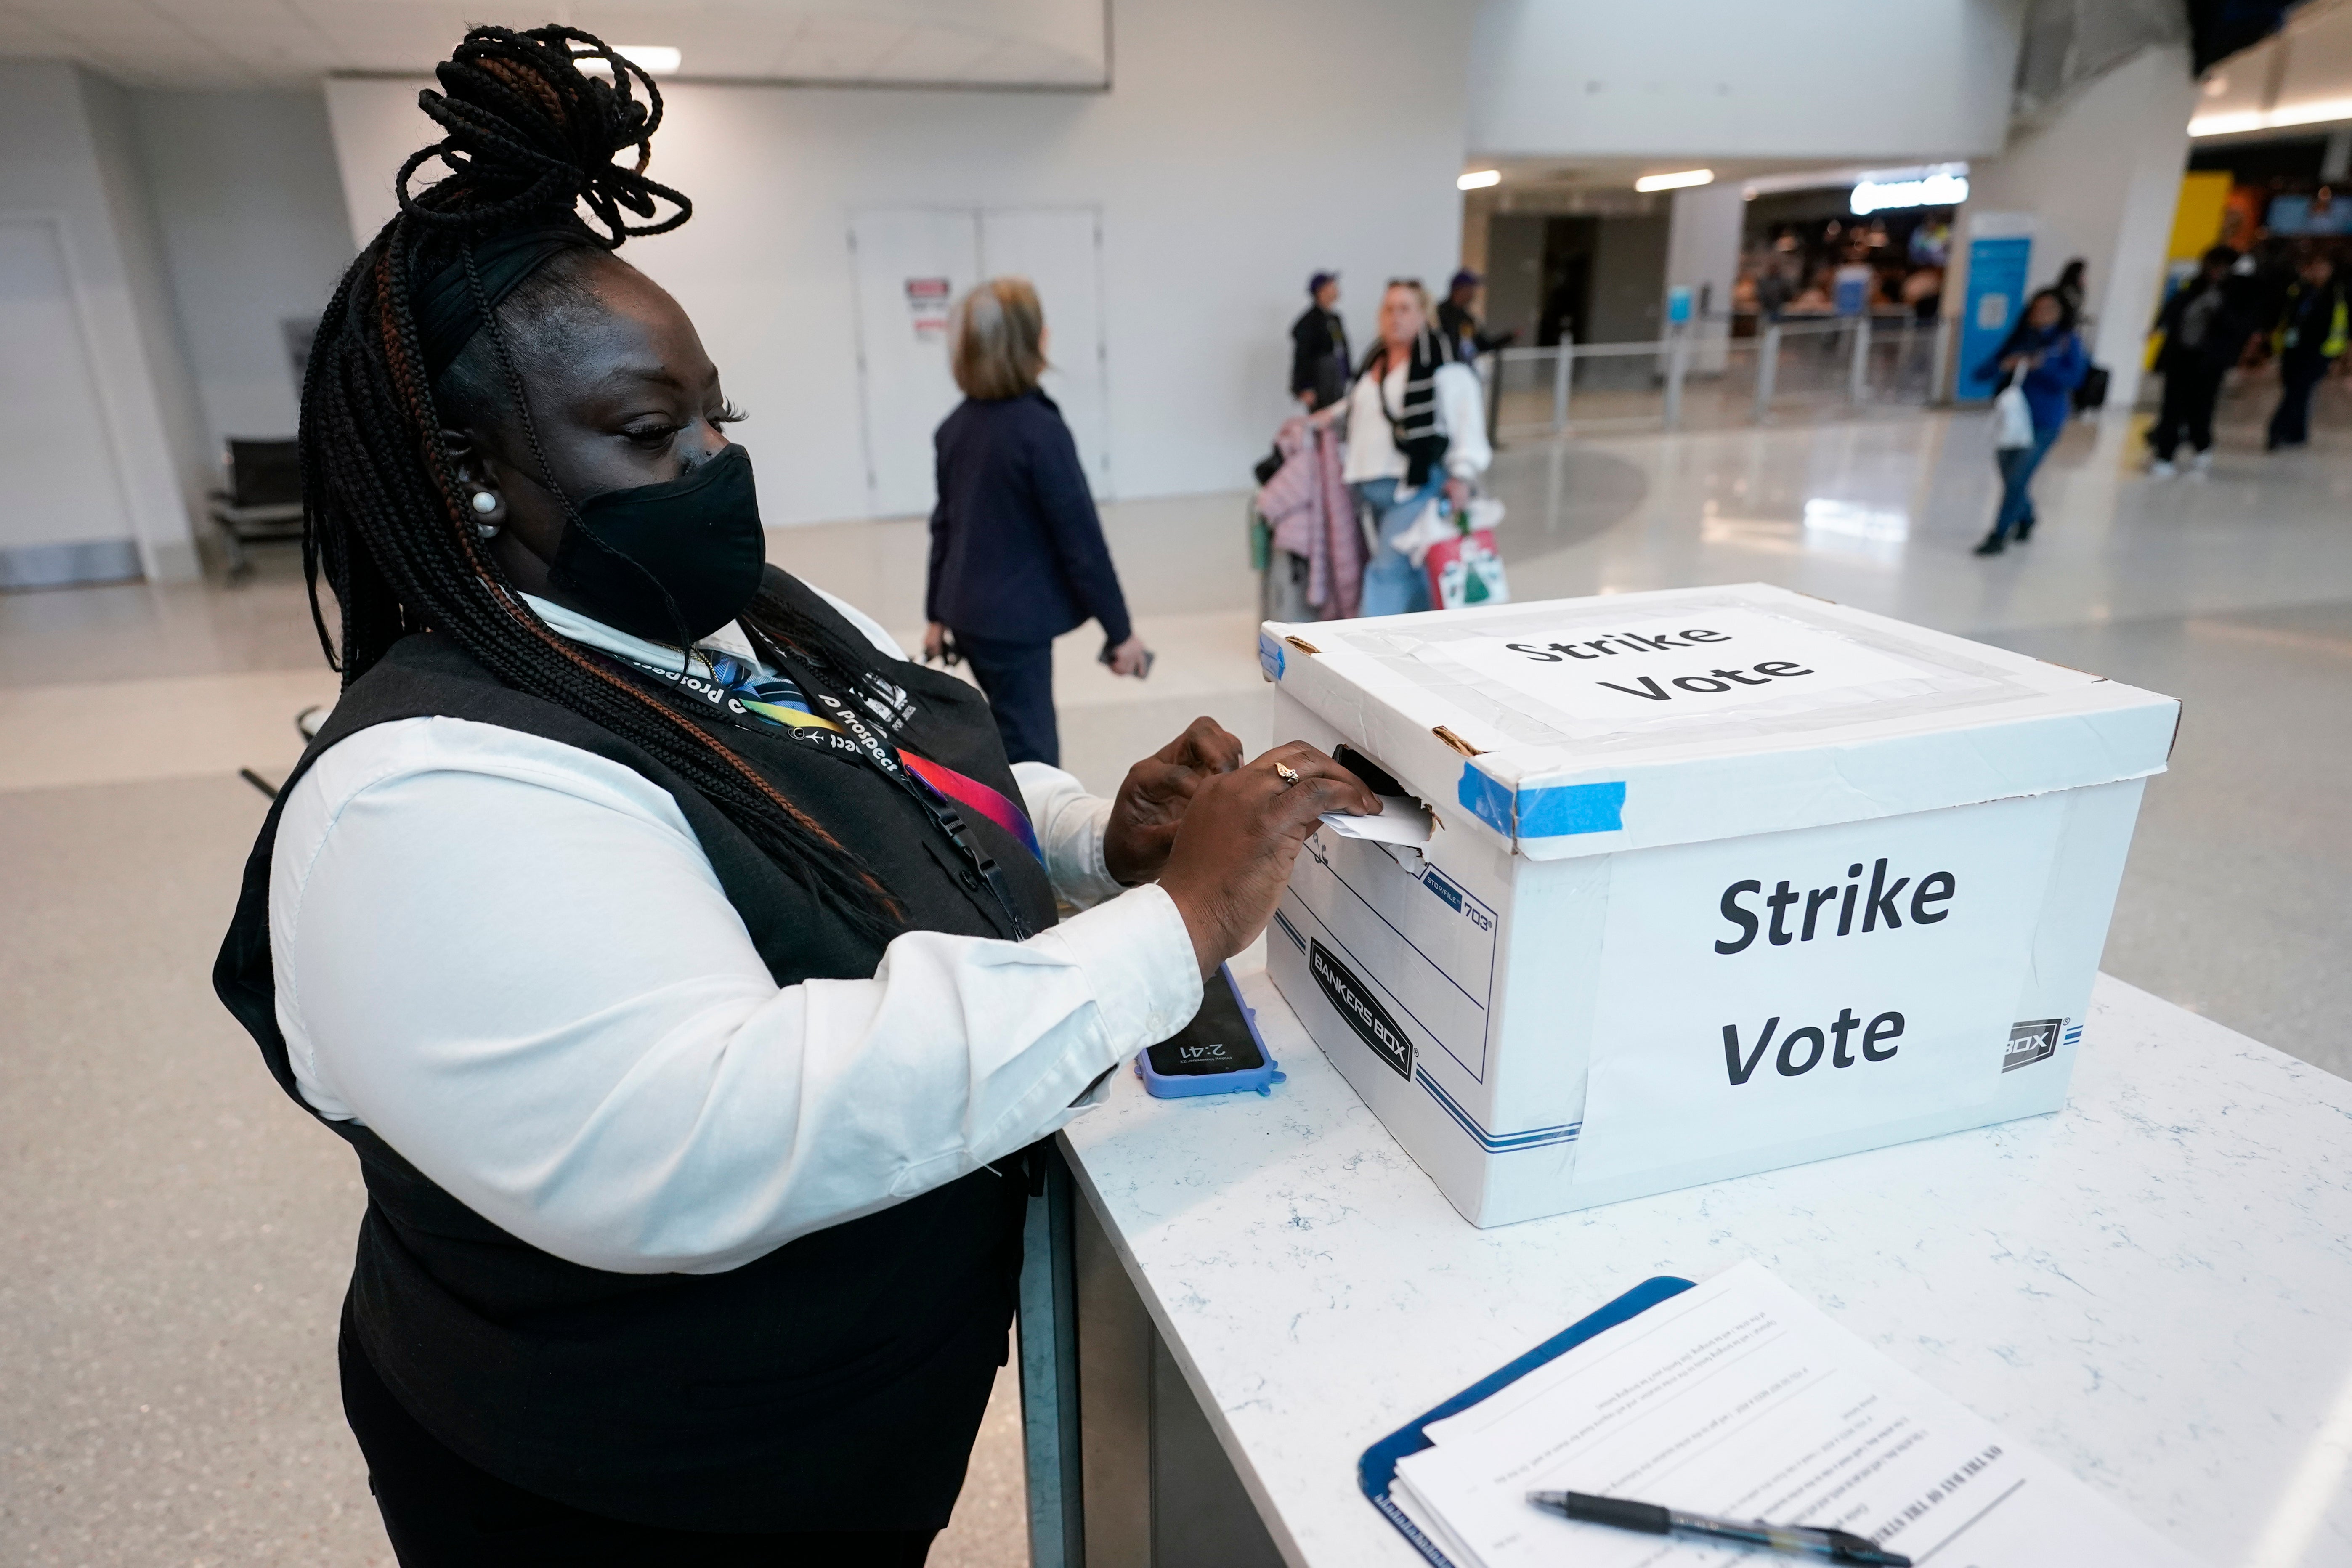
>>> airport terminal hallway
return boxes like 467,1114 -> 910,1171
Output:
5,388 -> 2348,1565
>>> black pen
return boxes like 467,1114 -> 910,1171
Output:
1527,1490 -> 1911,1566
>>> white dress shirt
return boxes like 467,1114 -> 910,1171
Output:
1341,355 -> 1493,485
268,587 -> 1203,1276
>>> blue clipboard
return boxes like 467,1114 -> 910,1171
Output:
1358,1276 -> 1697,1567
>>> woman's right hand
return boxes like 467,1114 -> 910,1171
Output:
922,622 -> 949,664
1156,742 -> 1378,977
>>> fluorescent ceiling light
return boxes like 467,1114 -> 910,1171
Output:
581,45 -> 681,75
1850,171 -> 1968,214
2191,97 -> 2352,136
1457,169 -> 1502,191
1634,168 -> 1713,193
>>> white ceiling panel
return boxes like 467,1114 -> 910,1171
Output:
772,14 -> 910,77
2194,0 -> 2352,135
0,0 -> 1108,89
868,23 -> 1000,81
2277,1 -> 2352,101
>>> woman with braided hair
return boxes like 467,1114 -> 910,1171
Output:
214,26 -> 1374,1564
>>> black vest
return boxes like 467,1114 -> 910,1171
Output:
213,572 -> 1061,1532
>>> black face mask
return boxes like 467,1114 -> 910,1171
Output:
550,444 -> 767,646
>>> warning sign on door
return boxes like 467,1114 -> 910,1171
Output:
905,277 -> 952,342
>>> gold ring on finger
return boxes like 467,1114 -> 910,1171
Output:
1274,762 -> 1301,785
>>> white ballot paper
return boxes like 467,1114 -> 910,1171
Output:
1388,1263 -> 2198,1568
1319,795 -> 1434,847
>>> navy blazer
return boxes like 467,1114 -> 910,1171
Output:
926,389 -> 1133,648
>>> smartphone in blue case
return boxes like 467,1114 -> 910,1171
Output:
1134,963 -> 1286,1098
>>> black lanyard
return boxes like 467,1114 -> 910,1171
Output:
782,655 -> 1034,942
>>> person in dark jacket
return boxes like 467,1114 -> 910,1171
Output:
1973,288 -> 2087,556
2148,245 -> 2259,478
2266,251 -> 2346,450
1290,271 -> 1351,410
215,30 -> 1381,1563
1437,268 -> 1517,363
926,277 -> 1147,767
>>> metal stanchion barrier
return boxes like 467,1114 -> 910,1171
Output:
1553,332 -> 1574,434
1663,322 -> 1690,431
1484,349 -> 1502,449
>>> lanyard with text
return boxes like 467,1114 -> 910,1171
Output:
607,648 -> 1034,941
783,656 -> 1036,942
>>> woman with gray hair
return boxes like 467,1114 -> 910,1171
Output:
924,278 -> 1149,766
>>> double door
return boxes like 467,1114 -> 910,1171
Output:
848,206 -> 1109,519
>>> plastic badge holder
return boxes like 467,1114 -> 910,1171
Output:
1134,963 -> 1287,1098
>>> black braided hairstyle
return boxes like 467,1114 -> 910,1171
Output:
300,23 -> 905,945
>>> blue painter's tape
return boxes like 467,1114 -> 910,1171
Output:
1457,765 -> 1513,837
1519,780 -> 1627,838
1456,767 -> 1627,840
1257,631 -> 1285,682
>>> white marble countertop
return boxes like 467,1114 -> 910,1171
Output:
1059,969 -> 2352,1568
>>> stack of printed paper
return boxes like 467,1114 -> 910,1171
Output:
1388,1263 -> 2199,1567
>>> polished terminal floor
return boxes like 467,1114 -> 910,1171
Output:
5,377 -> 2348,1565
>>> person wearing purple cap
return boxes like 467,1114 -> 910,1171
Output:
1291,271 -> 1351,410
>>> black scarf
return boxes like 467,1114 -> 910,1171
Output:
1365,324 -> 1457,487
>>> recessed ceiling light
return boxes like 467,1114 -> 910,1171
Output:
1457,169 -> 1503,191
1634,169 -> 1714,193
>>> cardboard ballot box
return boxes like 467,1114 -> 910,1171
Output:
1258,584 -> 2178,1226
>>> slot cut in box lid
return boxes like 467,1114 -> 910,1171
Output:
1262,583 -> 2177,862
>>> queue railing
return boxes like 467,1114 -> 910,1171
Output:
1478,311 -> 1957,438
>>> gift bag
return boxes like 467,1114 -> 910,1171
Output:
1424,526 -> 1510,608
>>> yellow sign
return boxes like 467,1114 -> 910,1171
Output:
2167,171 -> 2232,261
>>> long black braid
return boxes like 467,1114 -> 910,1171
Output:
300,24 -> 904,946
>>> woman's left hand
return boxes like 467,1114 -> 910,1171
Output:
1107,635 -> 1152,678
1444,476 -> 1471,512
1104,716 -> 1244,885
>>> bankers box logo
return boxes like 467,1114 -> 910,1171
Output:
1310,940 -> 1413,1080
2002,1018 -> 2063,1072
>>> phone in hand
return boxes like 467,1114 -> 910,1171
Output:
1099,645 -> 1155,680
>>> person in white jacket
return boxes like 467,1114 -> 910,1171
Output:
1338,278 -> 1493,616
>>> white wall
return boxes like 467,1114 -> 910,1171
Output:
0,62 -> 202,580
81,74 -> 210,549
1665,181 -> 1744,370
127,91 -> 354,454
1468,0 -> 2025,160
325,0 -> 1476,525
1955,44 -> 2198,414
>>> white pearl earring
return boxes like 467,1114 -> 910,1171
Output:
470,489 -> 500,540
